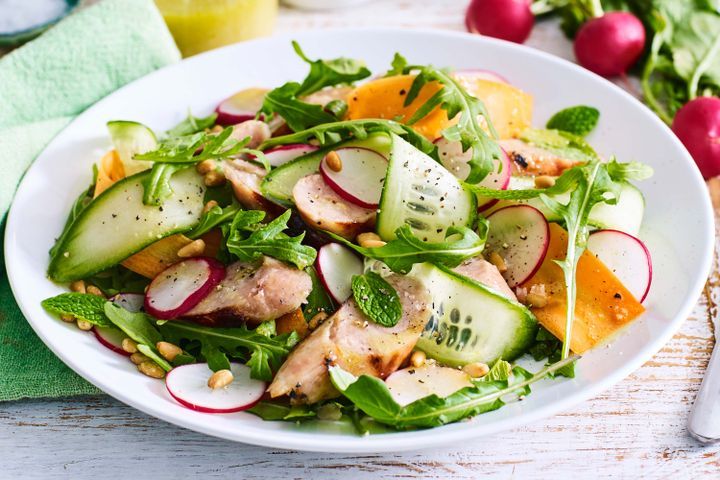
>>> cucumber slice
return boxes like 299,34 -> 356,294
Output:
411,263 -> 537,366
377,134 -> 476,243
48,167 -> 206,282
496,177 -> 645,236
261,133 -> 392,206
107,120 -> 158,175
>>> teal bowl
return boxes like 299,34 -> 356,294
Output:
0,0 -> 79,47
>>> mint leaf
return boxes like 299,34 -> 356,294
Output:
351,272 -> 402,327
327,224 -> 487,275
546,106 -> 600,137
42,293 -> 110,326
225,209 -> 317,269
156,320 -> 299,381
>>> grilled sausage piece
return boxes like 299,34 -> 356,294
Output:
224,159 -> 284,217
453,257 -> 516,300
268,274 -> 431,404
292,174 -> 376,240
181,256 -> 312,327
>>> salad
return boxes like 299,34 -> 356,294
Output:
42,42 -> 653,432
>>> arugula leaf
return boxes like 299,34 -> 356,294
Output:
258,119 -> 437,159
103,302 -> 172,371
42,293 -> 110,327
225,209 -> 317,269
85,265 -> 149,297
142,163 -> 185,206
329,356 -> 578,429
351,272 -> 402,327
529,327 -> 577,379
49,179 -> 94,258
401,65 -> 502,183
385,52 -> 409,77
260,83 -> 338,132
303,266 -> 336,320
135,127 -> 247,164
248,401 -> 317,421
156,320 -> 299,381
327,224 -> 487,275
187,202 -> 241,239
291,41 -> 371,97
166,111 -> 218,138
546,105 -> 600,136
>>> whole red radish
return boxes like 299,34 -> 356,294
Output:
465,0 -> 534,44
672,97 -> 720,179
574,12 -> 645,77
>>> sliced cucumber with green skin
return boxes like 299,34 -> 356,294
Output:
493,177 -> 645,236
411,262 -> 537,367
377,134 -> 476,243
107,120 -> 158,175
261,133 -> 392,206
48,167 -> 206,282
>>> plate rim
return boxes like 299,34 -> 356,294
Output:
4,27 -> 715,452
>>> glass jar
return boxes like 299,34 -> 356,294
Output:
155,0 -> 278,57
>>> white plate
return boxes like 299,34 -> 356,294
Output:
5,28 -> 714,452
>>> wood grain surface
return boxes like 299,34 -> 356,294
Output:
1,1 -> 718,478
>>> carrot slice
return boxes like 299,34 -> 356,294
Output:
523,223 -> 645,353
94,150 -> 125,198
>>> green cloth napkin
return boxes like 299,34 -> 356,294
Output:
0,0 -> 180,401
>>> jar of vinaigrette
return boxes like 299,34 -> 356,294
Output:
155,0 -> 278,57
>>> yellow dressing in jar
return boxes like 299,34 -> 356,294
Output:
155,0 -> 278,57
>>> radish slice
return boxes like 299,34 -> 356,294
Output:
587,229 -> 652,302
436,138 -> 511,211
215,88 -> 267,126
109,292 -> 145,313
144,257 -> 226,320
93,326 -> 130,356
454,69 -> 509,85
264,144 -> 319,167
319,147 -> 388,209
486,205 -> 550,287
316,243 -> 363,304
166,363 -> 266,413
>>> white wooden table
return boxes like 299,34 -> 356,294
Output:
1,1 -> 718,477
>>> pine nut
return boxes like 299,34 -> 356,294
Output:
177,239 -> 206,258
203,170 -> 226,187
357,232 -> 386,249
121,338 -> 138,354
208,369 -> 234,389
60,314 -> 75,323
526,292 -> 548,308
86,285 -> 105,298
324,151 -> 342,172
488,251 -> 508,273
534,175 -> 556,189
196,159 -> 217,175
410,350 -> 426,368
156,341 -> 182,362
130,352 -> 150,365
308,311 -> 328,330
316,403 -> 343,421
463,362 -> 489,378
69,280 -> 86,293
76,320 -> 93,331
202,200 -> 219,214
137,361 -> 165,379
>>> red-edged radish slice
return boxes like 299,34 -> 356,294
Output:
587,229 -> 652,302
436,138 -> 511,211
166,363 -> 266,413
486,205 -> 550,287
93,326 -> 130,356
316,243 -> 363,304
454,68 -> 509,85
144,257 -> 225,320
264,144 -> 319,167
109,292 -> 145,313
319,147 -> 388,209
215,88 -> 267,126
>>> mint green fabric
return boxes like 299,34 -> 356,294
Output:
0,0 -> 180,401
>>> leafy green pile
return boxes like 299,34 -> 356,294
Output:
533,0 -> 720,123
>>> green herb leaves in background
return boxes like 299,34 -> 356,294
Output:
351,272 -> 402,327
546,105 -> 600,136
225,209 -> 317,270
41,293 -> 110,327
